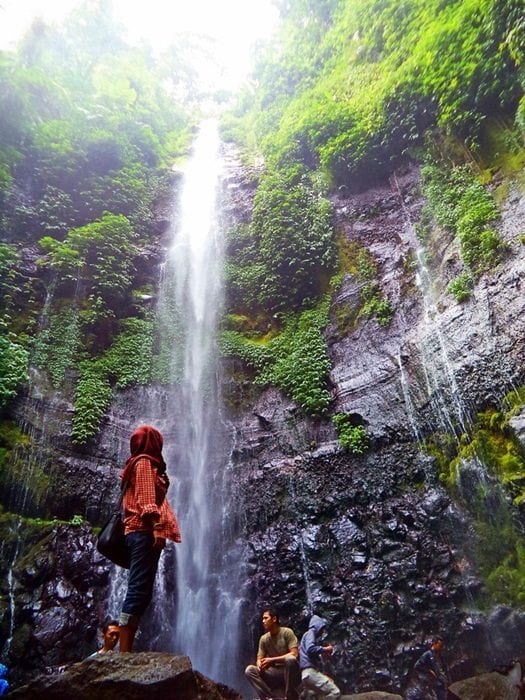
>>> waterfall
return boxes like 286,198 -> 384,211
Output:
390,173 -> 470,437
151,120 -> 243,688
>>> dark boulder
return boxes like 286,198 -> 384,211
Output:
448,664 -> 522,699
9,652 -> 242,700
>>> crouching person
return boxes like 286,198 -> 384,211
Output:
245,607 -> 301,700
299,615 -> 341,699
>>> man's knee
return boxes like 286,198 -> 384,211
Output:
284,654 -> 299,668
245,664 -> 259,679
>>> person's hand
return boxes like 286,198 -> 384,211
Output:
259,657 -> 273,670
324,644 -> 334,657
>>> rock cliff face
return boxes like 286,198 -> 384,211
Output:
1,152 -> 524,696
223,162 -> 525,693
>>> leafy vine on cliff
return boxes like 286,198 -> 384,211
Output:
420,161 -> 503,275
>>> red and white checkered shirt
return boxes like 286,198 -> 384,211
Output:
122,457 -> 181,543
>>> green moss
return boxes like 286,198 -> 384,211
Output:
0,423 -> 49,509
476,513 -> 525,609
422,432 -> 459,490
336,238 -> 394,326
478,118 -> 525,180
466,409 -> 525,506
424,403 -> 525,609
0,421 -> 31,451
332,299 -> 361,338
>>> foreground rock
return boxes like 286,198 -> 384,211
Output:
9,652 -> 242,700
344,693 -> 402,700
449,665 -> 522,700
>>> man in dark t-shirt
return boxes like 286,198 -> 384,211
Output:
406,636 -> 448,700
245,608 -> 301,700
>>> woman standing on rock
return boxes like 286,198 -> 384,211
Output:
118,424 -> 181,652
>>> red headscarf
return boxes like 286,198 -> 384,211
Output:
121,425 -> 167,482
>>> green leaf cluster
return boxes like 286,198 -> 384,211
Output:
218,331 -> 270,371
257,304 -> 332,416
71,317 -> 154,443
102,317 -> 154,389
447,272 -> 474,303
421,162 -> 503,273
360,284 -> 394,326
0,4 -> 193,243
332,413 -> 369,454
220,298 -> 332,416
32,307 -> 81,388
39,212 -> 136,300
225,172 -> 336,316
71,361 -> 112,444
0,324 -> 29,408
0,243 -> 20,305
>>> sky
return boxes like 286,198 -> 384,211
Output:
0,0 -> 280,90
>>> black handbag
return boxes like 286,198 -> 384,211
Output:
97,479 -> 130,569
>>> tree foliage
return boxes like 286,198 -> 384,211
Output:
228,0 -> 523,189
0,1 -> 195,433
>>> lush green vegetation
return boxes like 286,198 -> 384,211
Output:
447,271 -> 474,303
420,161 -> 503,275
1,0 -> 523,437
220,296 -> 332,416
425,393 -> 525,607
332,413 -> 369,454
70,316 -> 154,443
225,170 -> 336,315
0,320 -> 29,407
226,0 -> 522,189
220,0 -> 521,416
0,2 -> 195,437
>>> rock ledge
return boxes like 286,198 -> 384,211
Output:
9,652 -> 242,700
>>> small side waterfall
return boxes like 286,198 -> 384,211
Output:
153,120 -> 243,688
390,173 -> 470,438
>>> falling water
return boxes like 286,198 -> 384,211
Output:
153,120 -> 243,688
1,522 -> 22,659
390,174 -> 469,437
411,234 -> 469,436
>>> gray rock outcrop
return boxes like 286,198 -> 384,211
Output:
9,652 -> 242,700
449,665 -> 522,699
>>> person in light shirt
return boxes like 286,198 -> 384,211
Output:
245,607 -> 301,700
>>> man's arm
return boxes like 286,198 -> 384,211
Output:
258,646 -> 298,670
258,629 -> 299,670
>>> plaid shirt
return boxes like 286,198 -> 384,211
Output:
122,457 -> 181,543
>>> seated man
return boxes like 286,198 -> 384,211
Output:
86,619 -> 120,659
245,607 -> 301,700
299,614 -> 340,699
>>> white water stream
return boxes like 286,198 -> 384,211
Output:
156,120 -> 243,688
